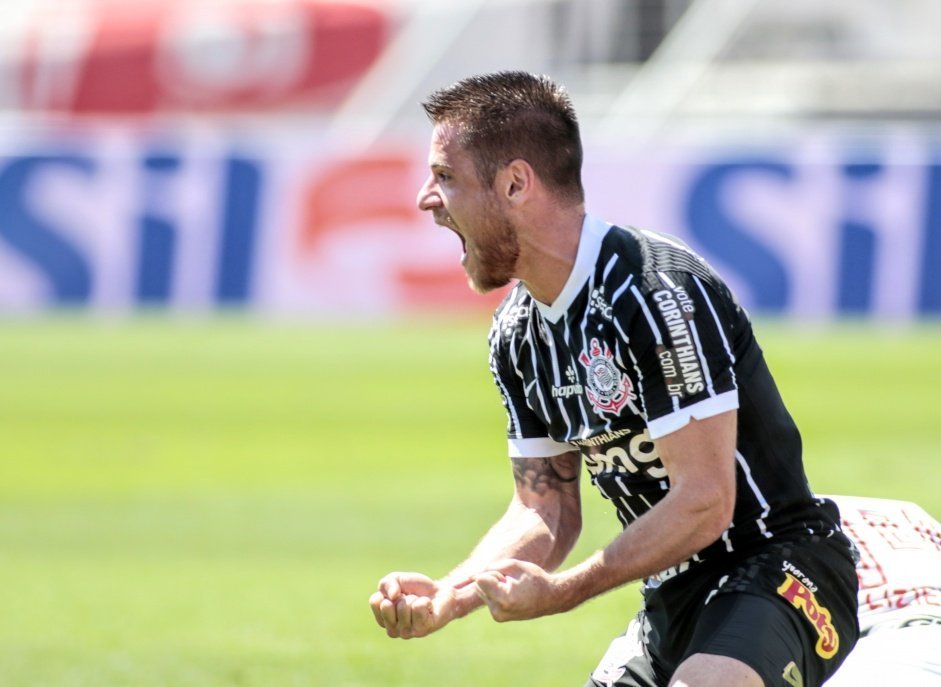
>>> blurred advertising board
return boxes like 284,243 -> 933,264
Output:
0,130 -> 501,316
8,0 -> 390,114
584,136 -> 941,320
0,129 -> 939,319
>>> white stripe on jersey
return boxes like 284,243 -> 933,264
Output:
656,271 -> 676,288
522,321 -> 552,421
614,318 -> 630,346
639,227 -> 701,257
563,330 -> 593,439
612,339 -> 643,418
602,253 -> 619,281
560,340 -> 591,439
623,339 -> 650,421
657,271 -> 715,397
646,390 -> 738,440
631,283 -> 679,413
687,320 -> 715,396
693,274 -> 738,390
610,271 -> 636,406
490,300 -> 524,437
506,326 -> 534,434
576,268 -> 606,436
614,475 -> 632,496
489,354 -> 522,438
735,450 -> 773,538
493,292 -> 518,328
508,329 -> 524,380
630,284 -> 664,345
611,273 -> 633,306
614,476 -> 641,520
721,526 -> 734,552
545,327 -> 574,438
508,436 -> 575,458
565,346 -> 593,439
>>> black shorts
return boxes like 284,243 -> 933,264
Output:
586,534 -> 860,687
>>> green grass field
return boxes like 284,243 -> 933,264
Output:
1,317 -> 939,687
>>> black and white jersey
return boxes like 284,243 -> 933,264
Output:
489,215 -> 843,578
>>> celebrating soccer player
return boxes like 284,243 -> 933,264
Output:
369,71 -> 860,687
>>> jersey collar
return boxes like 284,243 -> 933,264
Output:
532,214 -> 612,324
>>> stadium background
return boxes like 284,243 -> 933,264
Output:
1,1 -> 938,685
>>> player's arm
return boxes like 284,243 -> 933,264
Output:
369,450 -> 583,638
444,451 -> 584,584
475,410 -> 736,621
557,409 -> 736,603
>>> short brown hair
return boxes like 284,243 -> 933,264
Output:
421,71 -> 584,203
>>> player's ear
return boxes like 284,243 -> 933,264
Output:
501,159 -> 535,205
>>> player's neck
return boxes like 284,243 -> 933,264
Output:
516,207 -> 585,306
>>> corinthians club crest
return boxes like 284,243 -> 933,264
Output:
578,338 -> 636,416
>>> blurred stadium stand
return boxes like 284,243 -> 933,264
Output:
325,0 -> 941,142
5,0 -> 939,127
0,0 -> 939,317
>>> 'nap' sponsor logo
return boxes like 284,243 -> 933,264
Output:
652,286 -> 704,398
578,338 -> 635,416
777,572 -> 839,659
552,365 -> 583,399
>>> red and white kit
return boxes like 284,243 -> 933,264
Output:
828,495 -> 941,686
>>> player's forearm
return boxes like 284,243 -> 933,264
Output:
433,502 -> 572,620
442,498 -> 580,587
553,487 -> 731,612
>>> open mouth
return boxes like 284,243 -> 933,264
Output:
436,213 -> 467,260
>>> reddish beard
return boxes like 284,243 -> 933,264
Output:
466,214 -> 520,294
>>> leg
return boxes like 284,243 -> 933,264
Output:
668,653 -> 762,687
680,592 -> 808,687
586,615 -> 660,687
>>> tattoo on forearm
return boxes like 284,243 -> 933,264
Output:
512,455 -> 579,495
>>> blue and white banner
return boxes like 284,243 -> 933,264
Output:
0,128 -> 938,318
585,135 -> 941,319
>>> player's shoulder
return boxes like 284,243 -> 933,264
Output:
600,224 -> 712,288
489,282 -> 534,348
615,225 -> 745,319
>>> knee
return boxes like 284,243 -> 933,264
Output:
668,653 -> 763,687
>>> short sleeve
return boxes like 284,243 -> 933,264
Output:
489,323 -> 576,458
626,271 -> 740,439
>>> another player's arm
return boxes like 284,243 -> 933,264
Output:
476,411 -> 737,620
369,450 -> 583,638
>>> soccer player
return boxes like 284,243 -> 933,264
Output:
826,495 -> 941,686
369,71 -> 859,687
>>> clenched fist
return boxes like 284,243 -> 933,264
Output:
369,572 -> 462,639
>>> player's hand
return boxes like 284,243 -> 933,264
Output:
368,572 -> 460,639
474,559 -> 564,622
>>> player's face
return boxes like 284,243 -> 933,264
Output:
416,122 -> 519,294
